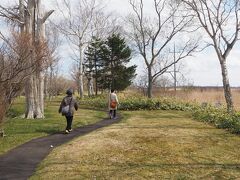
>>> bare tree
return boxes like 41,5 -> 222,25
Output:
90,10 -> 122,39
54,0 -> 122,98
54,0 -> 101,98
0,0 -> 54,118
127,0 -> 199,98
0,31 -> 42,135
182,0 -> 240,112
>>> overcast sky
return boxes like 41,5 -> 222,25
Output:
1,0 -> 240,87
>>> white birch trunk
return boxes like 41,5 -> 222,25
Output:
39,71 -> 45,116
25,0 -> 36,119
25,76 -> 35,118
89,72 -> 94,96
220,58 -> 234,112
19,0 -> 25,32
44,72 -> 49,99
33,73 -> 42,118
79,44 -> 84,98
87,75 -> 94,97
34,0 -> 45,118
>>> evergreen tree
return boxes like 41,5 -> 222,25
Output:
100,33 -> 136,91
85,34 -> 136,93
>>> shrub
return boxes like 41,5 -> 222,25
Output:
79,94 -> 240,134
79,95 -> 195,111
192,105 -> 240,134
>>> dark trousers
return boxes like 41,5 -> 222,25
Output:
109,110 -> 116,118
65,116 -> 73,130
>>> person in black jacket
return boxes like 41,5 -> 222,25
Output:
59,88 -> 79,134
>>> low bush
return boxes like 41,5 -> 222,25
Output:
79,95 -> 195,111
192,105 -> 240,134
118,97 -> 195,111
80,94 -> 240,134
79,95 -> 107,109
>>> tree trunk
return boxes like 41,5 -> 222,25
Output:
90,72 -> 94,96
48,64 -> 54,100
19,0 -> 25,32
24,0 -> 53,118
95,78 -> 98,96
44,72 -> 49,99
220,58 -> 234,112
87,73 -> 94,97
39,72 -> 45,115
33,71 -> 44,118
25,0 -> 36,119
87,79 -> 92,97
33,73 -> 42,118
34,0 -> 45,119
25,76 -> 35,118
0,94 -> 7,134
147,66 -> 153,98
79,44 -> 84,98
95,63 -> 98,96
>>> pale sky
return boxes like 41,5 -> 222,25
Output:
1,0 -> 240,87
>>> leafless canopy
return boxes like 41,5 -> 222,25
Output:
0,32 -> 33,85
127,0 -> 199,97
182,0 -> 240,60
0,4 -> 23,25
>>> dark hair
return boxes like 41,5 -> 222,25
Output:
111,89 -> 115,93
66,88 -> 73,95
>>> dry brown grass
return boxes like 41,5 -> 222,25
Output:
31,110 -> 240,179
151,87 -> 240,110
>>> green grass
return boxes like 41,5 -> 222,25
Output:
31,110 -> 240,179
0,97 -> 107,155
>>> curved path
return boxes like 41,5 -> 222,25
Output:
0,116 -> 121,180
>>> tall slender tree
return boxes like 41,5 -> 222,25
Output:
182,0 -> 240,113
55,0 -> 100,98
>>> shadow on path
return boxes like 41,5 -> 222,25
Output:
0,116 -> 121,180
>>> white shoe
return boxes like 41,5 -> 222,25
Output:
65,130 -> 69,134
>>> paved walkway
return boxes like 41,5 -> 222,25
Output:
0,116 -> 121,180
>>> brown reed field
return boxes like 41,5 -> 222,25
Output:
158,87 -> 240,109
128,86 -> 240,110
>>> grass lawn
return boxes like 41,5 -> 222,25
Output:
30,110 -> 240,179
0,97 -> 107,155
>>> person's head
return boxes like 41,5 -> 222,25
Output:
111,89 -> 115,93
66,88 -> 73,96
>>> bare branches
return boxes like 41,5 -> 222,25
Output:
54,0 -> 100,45
127,0 -> 197,97
182,0 -> 240,60
0,4 -> 24,24
0,31 -> 48,84
182,0 -> 239,112
152,39 -> 199,81
41,10 -> 54,24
